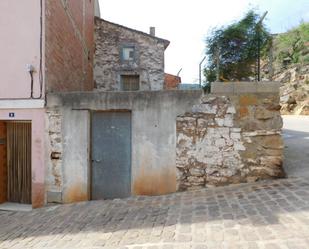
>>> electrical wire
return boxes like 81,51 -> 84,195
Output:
30,71 -> 34,98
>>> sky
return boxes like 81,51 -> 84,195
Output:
98,0 -> 309,83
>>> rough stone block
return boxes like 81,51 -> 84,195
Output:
187,176 -> 205,185
231,132 -> 241,140
189,168 -> 205,177
239,95 -> 258,106
215,118 -> 224,126
231,128 -> 241,132
192,104 -> 217,114
255,107 -> 275,120
239,106 -> 249,118
226,106 -> 236,114
234,143 -> 246,151
200,96 -> 216,104
223,114 -> 234,127
215,138 -> 226,147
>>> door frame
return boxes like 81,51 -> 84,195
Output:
0,120 -> 32,205
89,110 -> 132,200
0,121 -> 7,204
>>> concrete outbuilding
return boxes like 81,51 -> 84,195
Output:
45,82 -> 285,203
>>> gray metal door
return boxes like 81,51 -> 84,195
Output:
91,112 -> 131,199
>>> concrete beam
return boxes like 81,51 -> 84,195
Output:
0,99 -> 45,109
211,82 -> 281,94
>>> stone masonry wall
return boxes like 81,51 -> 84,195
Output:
176,93 -> 284,190
94,18 -> 168,91
45,109 -> 63,203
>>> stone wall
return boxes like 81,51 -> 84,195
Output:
276,65 -> 309,115
94,18 -> 169,91
176,86 -> 284,190
45,109 -> 63,203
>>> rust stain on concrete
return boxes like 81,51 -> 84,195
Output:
32,182 -> 45,208
133,167 -> 176,196
64,183 -> 88,203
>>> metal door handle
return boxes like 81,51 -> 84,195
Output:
92,159 -> 101,163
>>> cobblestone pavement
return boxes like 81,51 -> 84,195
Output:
1,178 -> 309,248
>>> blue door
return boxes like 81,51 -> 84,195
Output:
91,112 -> 131,199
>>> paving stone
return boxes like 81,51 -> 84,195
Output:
0,178 -> 309,248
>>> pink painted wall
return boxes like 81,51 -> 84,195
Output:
0,1 -> 43,99
0,109 -> 45,208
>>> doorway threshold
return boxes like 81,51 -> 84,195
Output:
0,202 -> 32,212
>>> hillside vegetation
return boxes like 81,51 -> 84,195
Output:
266,22 -> 309,115
274,23 -> 309,67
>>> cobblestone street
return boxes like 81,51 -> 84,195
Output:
1,178 -> 309,248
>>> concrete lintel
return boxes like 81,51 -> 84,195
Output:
46,90 -> 204,109
256,82 -> 282,93
0,99 -> 45,109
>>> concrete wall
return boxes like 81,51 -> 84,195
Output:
45,0 -> 94,92
62,110 -> 90,203
0,109 -> 45,208
94,18 -> 169,91
0,0 -> 43,99
46,82 -> 284,203
46,90 -> 203,202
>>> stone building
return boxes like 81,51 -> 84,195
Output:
94,18 -> 170,91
